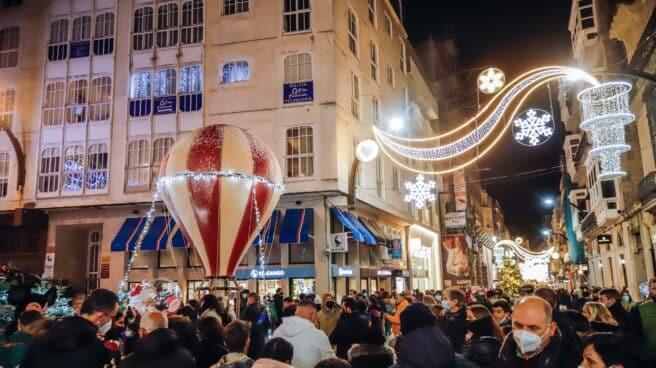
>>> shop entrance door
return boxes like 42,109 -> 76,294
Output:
87,230 -> 101,292
54,224 -> 102,293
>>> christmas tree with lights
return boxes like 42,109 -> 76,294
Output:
498,258 -> 523,296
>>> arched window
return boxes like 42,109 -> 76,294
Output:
43,81 -> 65,126
0,27 -> 19,68
94,12 -> 115,55
89,76 -> 112,121
71,16 -> 91,58
66,79 -> 88,123
182,0 -> 203,44
86,143 -> 108,190
133,7 -> 154,50
152,137 -> 174,184
48,20 -> 68,61
126,139 -> 150,191
62,145 -> 84,192
38,147 -> 60,193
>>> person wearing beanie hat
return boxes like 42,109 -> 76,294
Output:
347,326 -> 395,368
393,302 -> 454,368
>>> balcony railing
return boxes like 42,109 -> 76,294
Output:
639,171 -> 656,203
581,211 -> 597,234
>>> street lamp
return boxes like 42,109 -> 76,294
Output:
541,229 -> 552,237
543,197 -> 555,206
348,139 -> 380,205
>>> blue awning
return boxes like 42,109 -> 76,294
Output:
142,216 -> 166,251
253,210 -> 280,245
279,208 -> 313,244
331,208 -> 377,245
111,216 -> 189,252
111,217 -> 144,252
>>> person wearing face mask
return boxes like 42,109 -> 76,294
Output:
316,293 -> 342,337
579,332 -> 643,368
629,277 -> 656,365
437,289 -> 469,354
20,289 -> 119,368
491,300 -> 513,335
498,296 -> 581,368
597,288 -> 631,331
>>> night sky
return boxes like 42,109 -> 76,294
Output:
403,0 -> 573,245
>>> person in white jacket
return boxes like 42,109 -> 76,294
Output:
272,299 -> 335,368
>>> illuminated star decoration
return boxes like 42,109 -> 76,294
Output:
478,68 -> 505,94
513,109 -> 554,146
404,175 -> 436,209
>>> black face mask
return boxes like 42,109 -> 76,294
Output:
325,301 -> 335,309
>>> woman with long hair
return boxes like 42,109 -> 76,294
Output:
582,301 -> 619,333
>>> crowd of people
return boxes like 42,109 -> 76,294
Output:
0,278 -> 654,368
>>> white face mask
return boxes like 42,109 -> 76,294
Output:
98,320 -> 112,335
513,328 -> 549,354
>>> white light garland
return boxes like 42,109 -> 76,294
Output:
513,108 -> 554,146
158,171 -> 285,191
404,175 -> 436,209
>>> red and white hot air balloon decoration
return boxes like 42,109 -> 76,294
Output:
158,124 -> 284,278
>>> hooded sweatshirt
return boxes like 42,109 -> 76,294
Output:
272,316 -> 334,368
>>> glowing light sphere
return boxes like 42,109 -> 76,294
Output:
478,67 -> 505,94
512,108 -> 554,146
578,81 -> 634,179
355,139 -> 379,163
404,175 -> 436,209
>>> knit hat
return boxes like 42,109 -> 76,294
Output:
400,302 -> 437,336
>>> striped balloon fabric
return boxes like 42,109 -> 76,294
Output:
159,124 -> 283,278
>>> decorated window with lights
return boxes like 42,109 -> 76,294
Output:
129,71 -> 152,117
66,79 -> 88,124
222,60 -> 249,84
180,65 -> 202,111
283,0 -> 311,33
86,143 -> 108,190
157,3 -> 179,48
0,27 -> 19,68
155,68 -> 177,97
94,12 -> 115,55
43,81 -> 65,126
126,139 -> 151,191
370,41 -> 378,82
48,19 -> 68,61
62,145 -> 84,192
347,8 -> 358,56
89,76 -> 112,121
133,7 -> 154,50
152,137 -> 174,184
182,0 -> 203,44
285,125 -> 314,178
0,88 -> 15,130
71,16 -> 91,58
284,53 -> 312,83
38,147 -> 60,194
0,152 -> 9,198
224,0 -> 249,15
351,73 -> 360,119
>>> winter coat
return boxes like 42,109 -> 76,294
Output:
498,329 -> 581,368
196,341 -> 229,368
347,343 -> 395,368
608,301 -> 631,331
460,336 -> 501,368
0,330 -> 32,367
393,325 -> 454,368
315,306 -> 342,337
168,316 -> 200,356
213,352 -> 254,368
252,358 -> 293,368
438,307 -> 469,353
272,316 -> 335,368
120,328 -> 194,368
243,303 -> 270,360
384,299 -> 408,335
20,316 -> 111,368
589,321 -> 619,334
329,312 -> 370,359
201,309 -> 224,325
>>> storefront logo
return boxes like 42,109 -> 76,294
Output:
377,270 -> 392,276
337,267 -> 353,277
250,269 -> 286,279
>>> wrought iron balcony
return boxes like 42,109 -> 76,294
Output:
639,171 -> 656,203
580,211 -> 597,234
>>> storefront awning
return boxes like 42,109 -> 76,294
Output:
253,209 -> 280,246
359,218 -> 392,247
111,216 -> 189,252
331,208 -> 376,245
279,208 -> 313,244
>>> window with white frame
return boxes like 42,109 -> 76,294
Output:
180,65 -> 202,111
370,41 -> 378,81
48,19 -> 68,61
129,71 -> 152,117
283,0 -> 311,33
0,88 -> 15,130
38,147 -> 60,193
579,0 -> 595,29
72,16 -> 91,42
133,7 -> 154,50
222,60 -> 249,83
399,38 -> 406,74
0,27 -> 19,68
367,0 -> 376,27
182,0 -> 203,44
43,81 -> 65,126
155,68 -> 177,97
86,143 -> 108,190
157,3 -> 179,48
351,73 -> 360,119
284,53 -> 312,83
347,9 -> 358,56
285,126 -> 314,178
387,64 -> 395,87
126,139 -> 150,191
62,145 -> 84,192
94,12 -> 115,55
66,79 -> 88,124
0,152 -> 9,198
372,96 -> 380,124
152,137 -> 174,184
392,167 -> 400,191
224,0 -> 248,15
384,11 -> 392,37
89,76 -> 111,121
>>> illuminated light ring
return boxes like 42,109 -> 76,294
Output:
377,67 -> 599,142
494,239 -> 554,261
376,76 -> 564,175
374,70 -> 568,162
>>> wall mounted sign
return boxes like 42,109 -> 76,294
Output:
284,81 -> 314,104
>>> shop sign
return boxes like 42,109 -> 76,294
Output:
388,239 -> 403,260
393,270 -> 410,277
377,270 -> 392,277
327,232 -> 348,253
454,170 -> 467,211
235,267 -> 315,280
444,212 -> 466,229
100,256 -> 111,279
597,234 -> 612,244
43,252 -> 55,279
283,81 -> 314,104
330,265 -> 358,277
154,95 -> 176,115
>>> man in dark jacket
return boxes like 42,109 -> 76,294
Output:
120,311 -> 193,368
598,288 -> 631,331
242,292 -> 269,360
329,297 -> 370,359
437,288 -> 469,353
21,289 -> 118,368
498,296 -> 581,368
394,302 -> 454,368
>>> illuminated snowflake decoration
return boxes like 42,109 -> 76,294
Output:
513,109 -> 554,146
478,67 -> 505,94
404,175 -> 436,209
